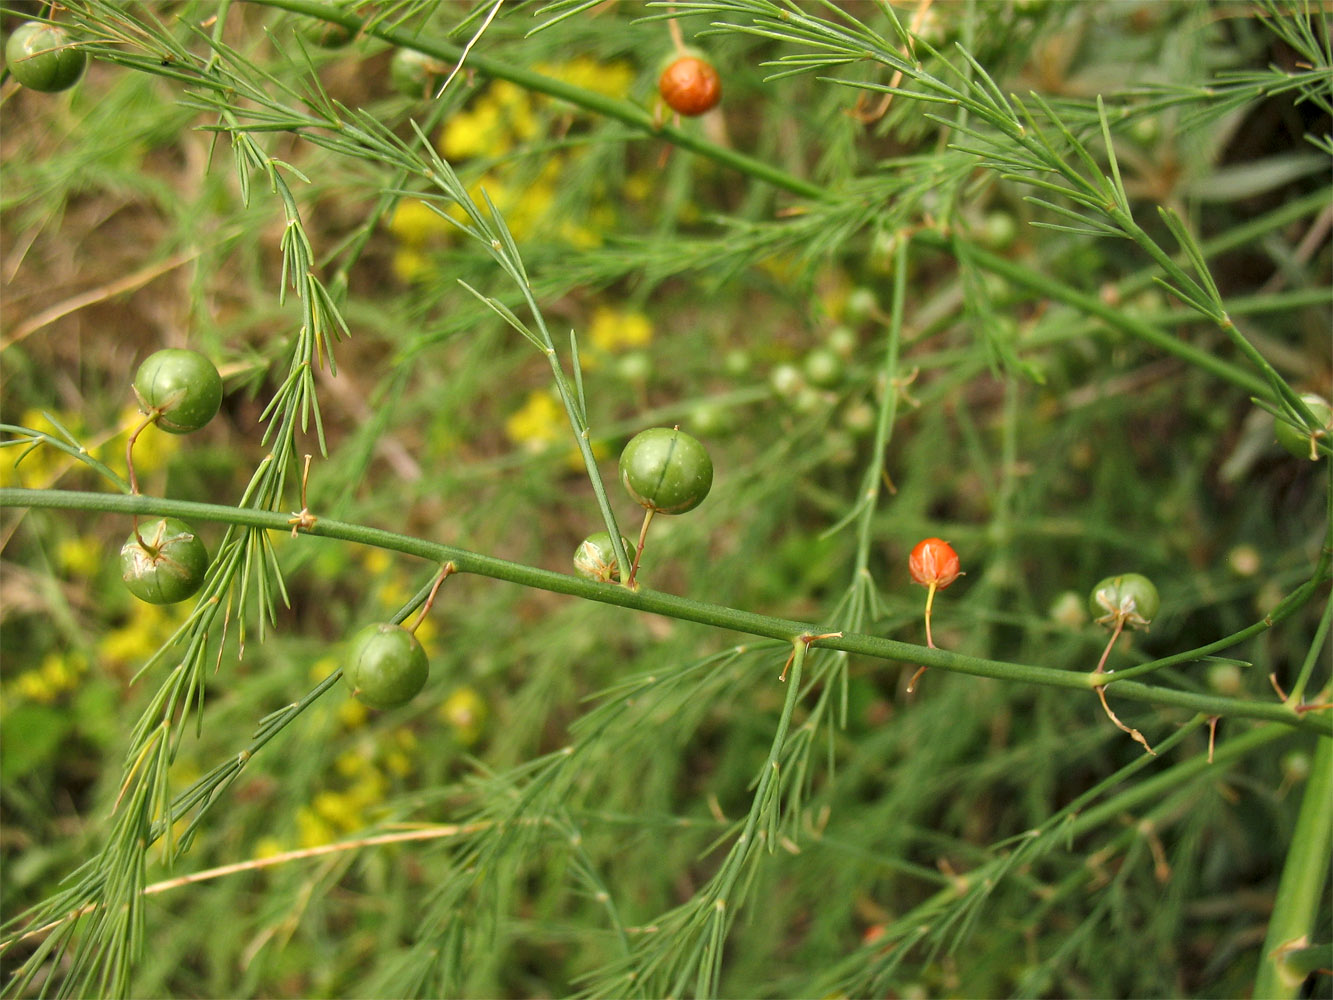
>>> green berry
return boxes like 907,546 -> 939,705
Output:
133,349 -> 223,434
619,427 -> 713,514
803,347 -> 844,389
574,531 -> 632,583
343,623 -> 429,709
297,3 -> 356,48
1089,573 -> 1160,630
120,518 -> 209,605
1274,392 -> 1332,461
5,22 -> 86,93
391,47 -> 446,97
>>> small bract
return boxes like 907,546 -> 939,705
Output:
619,428 -> 713,514
344,623 -> 429,709
134,349 -> 223,434
6,22 -> 86,93
120,518 -> 209,605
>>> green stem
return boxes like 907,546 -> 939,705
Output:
1252,735 -> 1333,999
258,0 -> 828,202
911,232 -> 1274,401
5,488 -> 1329,736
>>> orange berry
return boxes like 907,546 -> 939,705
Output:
909,538 -> 961,589
658,56 -> 722,116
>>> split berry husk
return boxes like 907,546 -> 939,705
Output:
1274,392 -> 1332,461
5,22 -> 86,93
574,531 -> 632,583
619,427 -> 713,514
120,517 -> 209,605
908,538 -> 961,590
658,55 -> 722,116
1089,573 -> 1160,630
343,623 -> 429,710
133,348 -> 223,434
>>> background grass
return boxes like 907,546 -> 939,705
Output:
1,1 -> 1330,997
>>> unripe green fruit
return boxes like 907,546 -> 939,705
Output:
298,3 -> 356,47
6,22 -> 86,93
1089,573 -> 1160,630
343,623 -> 429,709
574,531 -> 632,582
391,47 -> 446,97
619,427 -> 713,514
803,347 -> 844,389
1274,393 -> 1332,461
120,518 -> 209,605
133,349 -> 223,433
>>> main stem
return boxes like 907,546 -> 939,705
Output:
4,488 -> 1329,736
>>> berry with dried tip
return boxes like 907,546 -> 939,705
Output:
5,22 -> 86,93
658,55 -> 722,116
1274,392 -> 1332,461
133,349 -> 223,434
120,518 -> 209,605
619,427 -> 713,515
574,531 -> 632,583
1088,573 -> 1159,631
343,623 -> 429,709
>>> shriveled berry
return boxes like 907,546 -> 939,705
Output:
574,531 -> 632,583
120,518 -> 209,605
1274,392 -> 1332,461
6,22 -> 86,93
1089,573 -> 1159,630
658,55 -> 721,116
619,427 -> 713,514
343,623 -> 429,709
133,349 -> 223,434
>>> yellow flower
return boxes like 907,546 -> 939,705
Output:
16,671 -> 56,704
253,836 -> 286,860
310,655 -> 339,682
296,806 -> 338,848
56,536 -> 101,577
99,602 -> 183,665
387,200 -> 452,245
440,686 -> 489,747
114,404 -> 180,480
392,247 -> 431,284
337,697 -> 369,730
384,750 -> 413,777
536,57 -> 634,100
360,549 -> 392,576
505,390 -> 565,453
335,749 -> 371,778
589,306 -> 653,353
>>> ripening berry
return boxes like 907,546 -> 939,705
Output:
658,55 -> 722,116
909,538 -> 961,590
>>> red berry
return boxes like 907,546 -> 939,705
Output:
658,56 -> 722,116
909,538 -> 961,590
